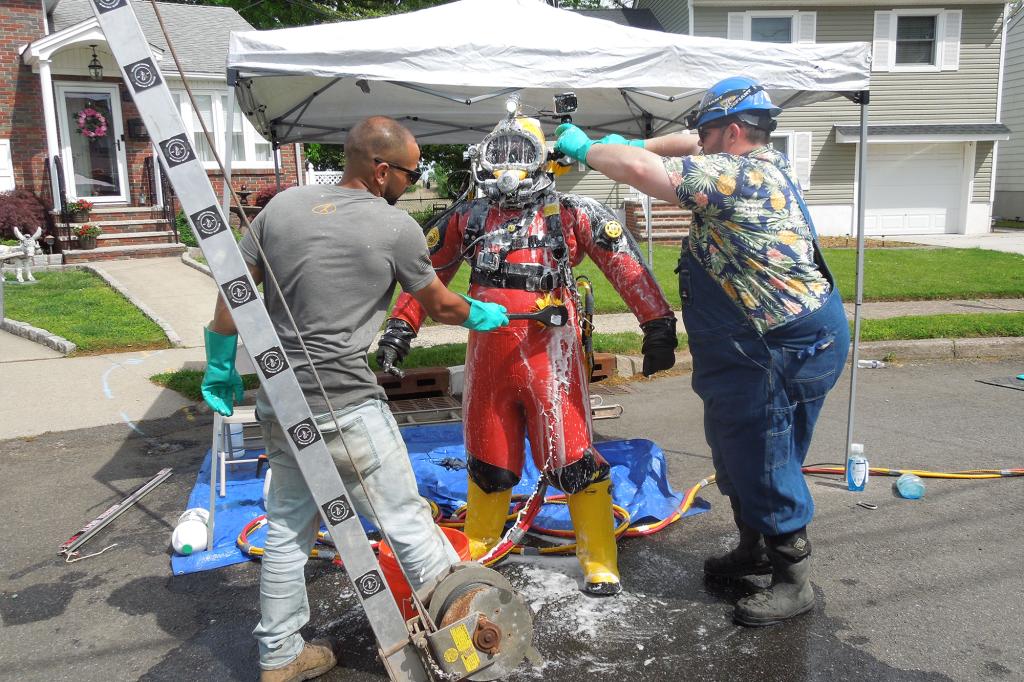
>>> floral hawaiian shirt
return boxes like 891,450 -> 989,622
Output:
664,145 -> 831,334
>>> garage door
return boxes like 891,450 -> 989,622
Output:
864,143 -> 964,235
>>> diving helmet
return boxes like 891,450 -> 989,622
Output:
473,115 -> 550,207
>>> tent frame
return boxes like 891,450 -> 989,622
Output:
226,71 -> 872,467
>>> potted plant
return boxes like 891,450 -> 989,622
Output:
66,199 -> 94,223
73,223 -> 101,250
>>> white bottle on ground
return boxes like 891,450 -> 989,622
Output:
171,508 -> 209,555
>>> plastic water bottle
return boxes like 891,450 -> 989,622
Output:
858,359 -> 886,369
171,508 -> 209,555
895,473 -> 925,499
847,443 -> 868,492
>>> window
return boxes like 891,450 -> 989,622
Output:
0,140 -> 14,191
768,131 -> 812,190
769,134 -> 790,158
170,87 -> 275,169
895,15 -> 936,66
873,10 -> 961,72
728,11 -> 816,44
751,17 -> 792,43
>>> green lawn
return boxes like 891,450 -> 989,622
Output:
3,271 -> 171,354
401,246 -> 1024,317
993,219 -> 1024,229
858,312 -> 1024,341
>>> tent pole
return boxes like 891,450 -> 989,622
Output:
221,83 -> 237,217
273,141 -> 282,190
845,91 -> 870,464
644,112 -> 654,264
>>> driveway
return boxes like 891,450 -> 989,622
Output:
1,358 -> 1021,680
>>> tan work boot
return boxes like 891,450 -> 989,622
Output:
260,638 -> 338,682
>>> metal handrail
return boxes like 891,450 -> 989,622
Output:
51,155 -> 70,248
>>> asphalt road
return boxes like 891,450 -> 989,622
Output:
1,358 -> 1021,681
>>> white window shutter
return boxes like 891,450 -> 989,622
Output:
797,12 -> 816,43
793,132 -> 812,190
940,10 -> 962,71
873,11 -> 894,72
727,12 -> 746,40
0,140 -> 14,192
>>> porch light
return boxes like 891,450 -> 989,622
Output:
88,45 -> 103,81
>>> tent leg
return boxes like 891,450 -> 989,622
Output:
644,193 -> 653,264
845,93 -> 870,465
273,143 -> 282,191
221,85 -> 237,217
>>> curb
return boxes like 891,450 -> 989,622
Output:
181,248 -> 212,278
613,337 -> 1024,377
87,265 -> 185,348
0,317 -> 76,355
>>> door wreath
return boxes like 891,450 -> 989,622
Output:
76,107 -> 108,139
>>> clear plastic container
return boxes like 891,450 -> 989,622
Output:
895,473 -> 925,500
858,359 -> 886,369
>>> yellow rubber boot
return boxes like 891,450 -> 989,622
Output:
463,480 -> 513,560
567,479 -> 622,596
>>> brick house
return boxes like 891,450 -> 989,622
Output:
2,0 -> 304,262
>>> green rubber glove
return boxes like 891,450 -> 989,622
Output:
597,134 -> 645,148
201,327 -> 244,416
460,295 -> 509,332
554,123 -> 597,166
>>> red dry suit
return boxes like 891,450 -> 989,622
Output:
389,193 -> 673,493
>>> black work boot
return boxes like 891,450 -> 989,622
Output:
734,529 -> 814,627
703,498 -> 771,578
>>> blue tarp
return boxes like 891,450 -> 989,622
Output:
171,422 -> 709,575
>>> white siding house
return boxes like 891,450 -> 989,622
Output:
995,9 -> 1024,219
636,0 -> 1011,236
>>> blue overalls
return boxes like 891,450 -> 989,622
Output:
678,188 -> 850,537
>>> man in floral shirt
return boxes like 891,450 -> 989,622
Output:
555,76 -> 849,627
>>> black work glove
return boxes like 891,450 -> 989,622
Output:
376,318 -> 416,376
640,317 -> 678,377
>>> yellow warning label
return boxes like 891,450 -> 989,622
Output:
444,647 -> 458,663
461,649 -> 481,672
451,624 -> 472,652
543,202 -> 559,217
604,220 -> 623,239
425,227 -> 440,248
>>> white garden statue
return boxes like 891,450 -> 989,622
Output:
0,226 -> 43,283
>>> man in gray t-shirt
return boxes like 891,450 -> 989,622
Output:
238,183 -> 436,416
200,116 -> 508,680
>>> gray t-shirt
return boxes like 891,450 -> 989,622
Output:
239,185 -> 435,414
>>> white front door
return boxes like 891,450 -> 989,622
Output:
55,82 -> 128,203
864,143 -> 965,235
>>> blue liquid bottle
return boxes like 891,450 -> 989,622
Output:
847,443 -> 868,492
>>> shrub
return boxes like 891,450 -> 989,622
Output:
0,189 -> 48,239
253,184 -> 294,208
176,210 -> 198,247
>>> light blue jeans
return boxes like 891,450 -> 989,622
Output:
254,399 -> 457,670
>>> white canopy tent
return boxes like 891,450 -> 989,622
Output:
227,0 -> 869,144
224,0 -> 875,461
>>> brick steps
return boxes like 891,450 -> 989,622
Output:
57,219 -> 172,235
624,199 -> 692,243
62,243 -> 186,263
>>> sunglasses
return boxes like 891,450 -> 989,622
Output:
697,120 -> 731,142
374,157 -> 422,184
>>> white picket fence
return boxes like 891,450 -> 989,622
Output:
308,166 -> 344,185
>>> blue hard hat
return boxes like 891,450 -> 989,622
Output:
687,76 -> 782,131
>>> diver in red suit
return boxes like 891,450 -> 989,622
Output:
377,113 -> 676,595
